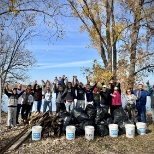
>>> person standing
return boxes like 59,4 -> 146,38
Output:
4,84 -> 25,128
21,88 -> 33,122
146,81 -> 154,122
73,76 -> 85,109
43,87 -> 52,114
99,85 -> 112,111
133,83 -> 150,123
93,87 -> 100,107
54,77 -> 66,113
33,81 -> 43,113
124,89 -> 138,123
111,87 -> 122,113
61,78 -> 76,113
84,82 -> 97,108
16,84 -> 23,124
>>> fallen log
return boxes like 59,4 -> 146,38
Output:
8,129 -> 32,151
0,126 -> 29,154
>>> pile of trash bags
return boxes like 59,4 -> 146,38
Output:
58,104 -> 137,137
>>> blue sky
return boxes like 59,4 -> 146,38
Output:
25,17 -> 101,85
24,15 -> 154,86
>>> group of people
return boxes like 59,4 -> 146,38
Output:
4,75 -> 154,128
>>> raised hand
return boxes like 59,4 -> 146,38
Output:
53,79 -> 57,84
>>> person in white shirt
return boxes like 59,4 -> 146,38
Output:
43,87 -> 52,114
16,84 -> 23,124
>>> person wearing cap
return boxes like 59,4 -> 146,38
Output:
110,86 -> 122,113
133,83 -> 150,123
73,76 -> 86,109
99,84 -> 112,111
146,81 -> 154,122
4,84 -> 25,128
43,87 -> 52,114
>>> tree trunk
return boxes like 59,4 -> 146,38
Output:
111,0 -> 117,81
128,0 -> 143,88
105,0 -> 112,72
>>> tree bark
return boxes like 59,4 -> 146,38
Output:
128,0 -> 143,88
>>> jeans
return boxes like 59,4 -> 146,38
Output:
136,103 -> 146,123
65,101 -> 75,113
93,100 -> 100,107
43,100 -> 52,114
21,104 -> 31,120
8,107 -> 17,126
76,100 -> 85,109
16,104 -> 22,123
124,104 -> 138,123
29,102 -> 33,117
34,100 -> 42,112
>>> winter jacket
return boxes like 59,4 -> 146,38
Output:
61,87 -> 76,101
5,89 -> 25,107
22,93 -> 34,105
74,84 -> 85,100
111,91 -> 122,106
147,85 -> 154,108
33,84 -> 42,101
133,89 -> 150,105
99,89 -> 111,105
84,83 -> 97,102
125,94 -> 137,105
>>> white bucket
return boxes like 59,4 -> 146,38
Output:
32,126 -> 42,141
109,124 -> 118,137
85,126 -> 94,140
136,122 -> 146,135
66,126 -> 76,140
125,124 -> 135,138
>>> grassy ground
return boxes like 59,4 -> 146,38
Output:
1,112 -> 154,154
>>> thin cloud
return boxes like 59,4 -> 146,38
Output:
35,60 -> 93,69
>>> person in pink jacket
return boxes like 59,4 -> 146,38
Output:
111,87 -> 122,112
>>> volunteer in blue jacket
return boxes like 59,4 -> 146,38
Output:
133,83 -> 150,123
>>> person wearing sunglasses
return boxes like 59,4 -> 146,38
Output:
124,89 -> 138,123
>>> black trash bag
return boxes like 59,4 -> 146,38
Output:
106,117 -> 113,125
96,124 -> 109,137
79,120 -> 94,130
95,106 -> 106,124
85,104 -> 96,120
113,107 -> 128,124
100,104 -> 108,114
118,120 -> 132,135
70,116 -> 79,125
73,107 -> 89,122
75,125 -> 85,136
59,111 -> 72,132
